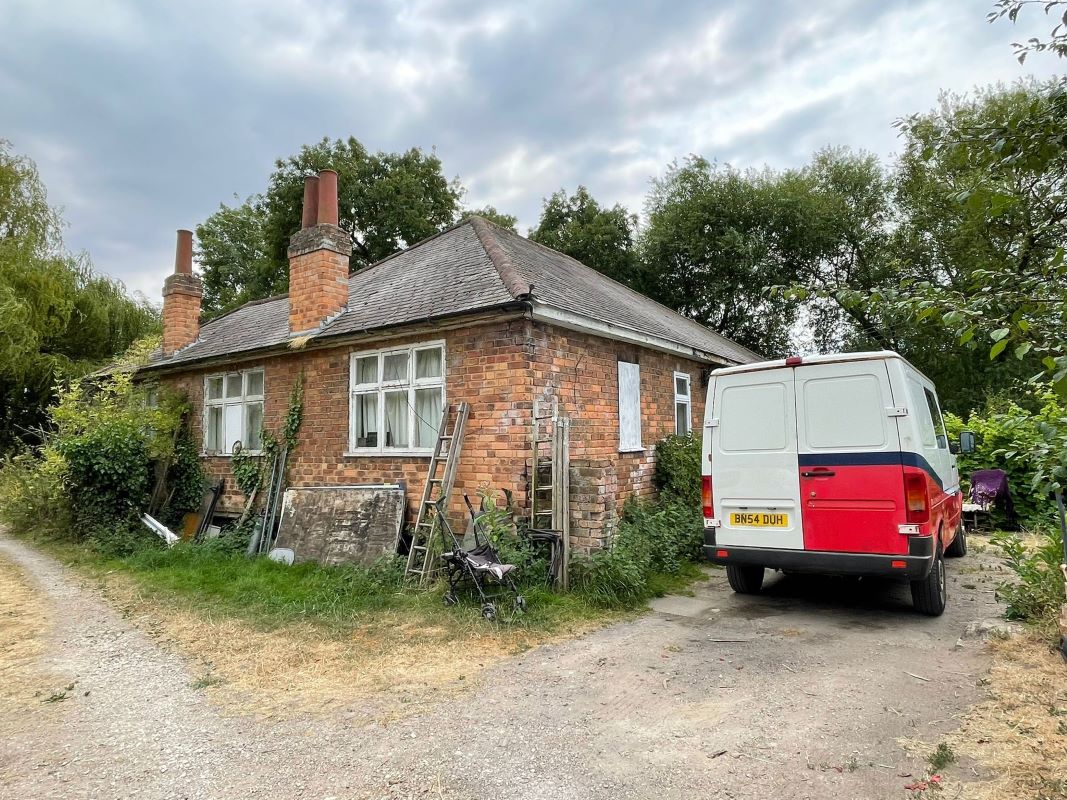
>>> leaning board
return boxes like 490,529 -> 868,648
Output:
274,485 -> 405,567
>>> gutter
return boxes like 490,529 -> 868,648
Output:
527,303 -> 736,366
136,302 -> 531,377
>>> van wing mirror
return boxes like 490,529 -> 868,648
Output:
959,430 -> 976,454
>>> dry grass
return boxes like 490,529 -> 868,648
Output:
98,573 -> 609,720
943,633 -> 1067,799
0,555 -> 57,710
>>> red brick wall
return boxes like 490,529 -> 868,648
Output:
160,319 -> 533,529
158,315 -> 709,551
288,247 -> 349,333
525,322 -> 707,549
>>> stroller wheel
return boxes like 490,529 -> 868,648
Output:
480,603 -> 497,621
514,595 -> 527,612
443,592 -> 458,607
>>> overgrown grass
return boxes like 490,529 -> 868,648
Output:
26,531 -> 680,637
991,524 -> 1066,641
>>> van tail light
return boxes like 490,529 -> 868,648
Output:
904,472 -> 929,524
702,475 -> 714,519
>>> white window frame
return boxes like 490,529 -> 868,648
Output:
202,367 -> 265,456
673,371 -> 692,437
618,360 -> 643,453
347,340 -> 446,456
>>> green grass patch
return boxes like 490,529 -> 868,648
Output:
26,532 -> 700,639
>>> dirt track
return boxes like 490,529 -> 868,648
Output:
0,530 -> 1006,799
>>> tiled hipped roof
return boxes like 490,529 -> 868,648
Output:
144,217 -> 759,370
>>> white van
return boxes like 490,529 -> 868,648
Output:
701,351 -> 971,616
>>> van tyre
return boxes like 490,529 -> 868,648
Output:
911,545 -> 947,616
726,564 -> 765,594
945,523 -> 967,558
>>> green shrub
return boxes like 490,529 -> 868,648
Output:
159,424 -> 205,529
944,392 -> 1065,526
0,449 -> 70,536
992,526 -> 1066,632
571,498 -> 703,607
57,416 -> 152,524
654,434 -> 701,509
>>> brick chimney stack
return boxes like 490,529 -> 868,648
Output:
288,169 -> 351,334
161,229 -> 203,354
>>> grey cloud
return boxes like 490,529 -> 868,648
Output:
0,0 -> 1060,300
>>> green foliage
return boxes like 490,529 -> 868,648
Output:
0,359 -> 190,554
231,449 -> 262,498
194,195 -> 272,317
946,390 -> 1067,522
57,413 -> 152,524
196,137 -> 463,315
989,0 -> 1067,62
927,742 -> 957,772
654,434 -> 701,509
0,141 -> 159,453
880,80 -> 1067,396
530,186 -> 638,285
571,499 -> 703,607
160,423 -> 205,529
0,449 -> 70,536
461,206 -> 518,232
639,157 -> 810,356
991,526 -> 1065,631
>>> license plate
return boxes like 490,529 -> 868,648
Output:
730,512 -> 788,528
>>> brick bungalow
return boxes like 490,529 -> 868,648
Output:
141,170 -> 757,551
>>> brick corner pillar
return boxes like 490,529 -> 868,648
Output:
288,170 -> 352,334
162,229 -> 203,355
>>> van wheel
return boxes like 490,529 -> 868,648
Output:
911,545 -> 946,616
945,523 -> 967,558
726,564 -> 765,594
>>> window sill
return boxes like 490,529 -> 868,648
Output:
619,446 -> 646,454
343,450 -> 434,458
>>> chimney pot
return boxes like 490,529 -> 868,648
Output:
301,176 -> 319,229
316,169 -> 339,226
174,229 -> 193,274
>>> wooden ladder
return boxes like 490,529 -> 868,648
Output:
531,398 -> 571,589
405,401 -> 470,585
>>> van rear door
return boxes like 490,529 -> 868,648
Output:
794,360 -> 906,554
711,367 -> 803,550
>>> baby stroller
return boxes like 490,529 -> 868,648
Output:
435,497 -> 526,620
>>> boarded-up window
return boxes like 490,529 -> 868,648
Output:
618,361 -> 642,452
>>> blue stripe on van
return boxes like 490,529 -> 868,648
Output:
797,451 -> 944,490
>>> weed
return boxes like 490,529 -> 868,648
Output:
845,755 -> 859,772
927,742 -> 956,772
191,673 -> 225,690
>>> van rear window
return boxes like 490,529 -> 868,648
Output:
802,374 -> 887,449
719,383 -> 787,451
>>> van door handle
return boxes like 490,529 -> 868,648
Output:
801,469 -> 836,478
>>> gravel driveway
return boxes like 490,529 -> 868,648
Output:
0,530 -> 1005,800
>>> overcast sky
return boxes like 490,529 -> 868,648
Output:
1,0 -> 1061,302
